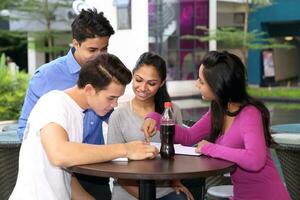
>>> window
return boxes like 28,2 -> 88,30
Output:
114,0 -> 131,30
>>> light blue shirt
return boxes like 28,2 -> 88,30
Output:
17,48 -> 111,144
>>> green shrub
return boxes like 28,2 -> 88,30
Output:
0,67 -> 30,120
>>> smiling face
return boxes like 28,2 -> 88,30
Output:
86,81 -> 125,116
132,64 -> 164,101
196,64 -> 215,101
73,36 -> 110,66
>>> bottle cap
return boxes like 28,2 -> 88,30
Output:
164,102 -> 172,108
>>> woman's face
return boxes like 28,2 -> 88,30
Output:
132,64 -> 164,101
196,64 -> 215,101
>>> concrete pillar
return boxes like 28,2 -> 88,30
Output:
27,36 -> 45,75
209,0 -> 217,51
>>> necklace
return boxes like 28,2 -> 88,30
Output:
225,106 -> 243,117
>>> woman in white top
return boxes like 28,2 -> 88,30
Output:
107,52 -> 194,200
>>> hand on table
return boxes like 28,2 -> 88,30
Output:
125,141 -> 159,160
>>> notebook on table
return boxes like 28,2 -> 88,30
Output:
150,142 -> 201,156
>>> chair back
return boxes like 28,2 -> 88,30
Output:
0,129 -> 20,200
272,131 -> 300,200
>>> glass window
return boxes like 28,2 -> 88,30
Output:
148,0 -> 208,80
114,0 -> 131,30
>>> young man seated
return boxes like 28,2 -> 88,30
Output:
9,53 -> 158,200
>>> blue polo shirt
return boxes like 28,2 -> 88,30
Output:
17,48 -> 111,144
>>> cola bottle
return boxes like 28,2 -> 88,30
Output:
160,102 -> 175,159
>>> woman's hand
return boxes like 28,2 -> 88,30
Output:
141,118 -> 157,142
172,180 -> 194,200
196,140 -> 211,153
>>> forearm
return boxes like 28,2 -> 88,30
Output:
201,143 -> 267,171
146,111 -> 211,146
175,124 -> 209,146
53,142 -> 127,167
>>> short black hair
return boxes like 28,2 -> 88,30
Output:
78,53 -> 132,91
71,9 -> 115,43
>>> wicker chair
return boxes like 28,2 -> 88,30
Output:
0,130 -> 20,200
273,142 -> 300,200
271,129 -> 300,200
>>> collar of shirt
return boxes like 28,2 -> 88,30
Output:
66,48 -> 81,74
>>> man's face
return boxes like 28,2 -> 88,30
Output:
73,36 -> 109,66
86,81 -> 125,116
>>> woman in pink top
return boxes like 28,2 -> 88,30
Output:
144,51 -> 291,200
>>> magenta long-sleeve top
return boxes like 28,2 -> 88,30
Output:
149,105 -> 290,200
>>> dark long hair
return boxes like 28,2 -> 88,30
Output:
202,51 -> 273,147
133,52 -> 170,114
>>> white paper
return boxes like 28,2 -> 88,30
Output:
150,142 -> 200,156
112,157 -> 129,162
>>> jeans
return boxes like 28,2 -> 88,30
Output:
159,191 -> 187,200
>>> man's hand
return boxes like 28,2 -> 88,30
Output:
125,141 -> 158,160
141,118 -> 157,142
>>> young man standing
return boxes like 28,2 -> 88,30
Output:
10,53 -> 158,200
17,9 -> 115,199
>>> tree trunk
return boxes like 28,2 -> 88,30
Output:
242,0 -> 250,66
44,0 -> 54,61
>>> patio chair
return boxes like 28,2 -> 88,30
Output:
0,130 -> 20,200
207,185 -> 233,200
272,133 -> 300,200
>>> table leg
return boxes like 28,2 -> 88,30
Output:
139,180 -> 155,200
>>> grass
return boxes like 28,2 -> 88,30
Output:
247,86 -> 300,110
247,86 -> 300,99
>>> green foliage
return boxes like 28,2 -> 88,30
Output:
0,65 -> 30,120
181,27 -> 293,50
0,30 -> 27,52
0,52 -> 6,68
247,87 -> 300,99
0,0 -> 73,59
28,30 -> 72,54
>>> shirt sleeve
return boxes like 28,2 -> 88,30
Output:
17,70 -> 49,141
201,107 -> 268,171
